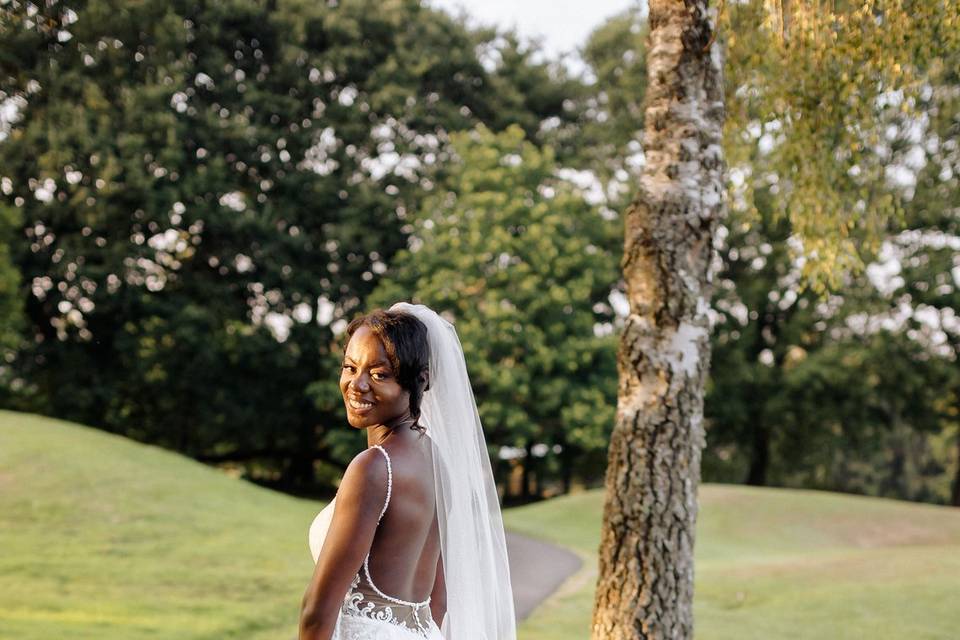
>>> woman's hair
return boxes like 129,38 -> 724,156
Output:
344,309 -> 430,435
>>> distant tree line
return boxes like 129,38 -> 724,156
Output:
0,0 -> 956,505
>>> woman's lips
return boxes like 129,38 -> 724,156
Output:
348,397 -> 375,413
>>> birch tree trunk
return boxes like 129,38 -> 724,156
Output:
591,0 -> 724,637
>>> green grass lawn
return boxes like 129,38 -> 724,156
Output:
503,483 -> 960,640
0,410 -> 320,640
5,410 -> 960,639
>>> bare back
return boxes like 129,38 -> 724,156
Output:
302,435 -> 445,638
363,436 -> 440,603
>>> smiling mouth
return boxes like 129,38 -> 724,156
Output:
349,398 -> 374,410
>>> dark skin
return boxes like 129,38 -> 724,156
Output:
299,325 -> 445,640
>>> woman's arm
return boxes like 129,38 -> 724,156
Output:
429,552 -> 446,630
299,448 -> 388,640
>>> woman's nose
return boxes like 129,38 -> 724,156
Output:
351,374 -> 371,392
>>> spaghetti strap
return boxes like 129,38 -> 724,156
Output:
369,444 -> 392,522
363,444 -> 431,609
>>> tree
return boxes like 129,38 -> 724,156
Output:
776,328 -> 954,501
880,55 -> 960,505
703,203 -> 955,497
703,207 -> 821,486
590,0 -> 725,636
0,0 -> 583,487
592,0 -> 958,635
703,0 -> 960,495
839,49 -> 960,504
575,7 -> 649,188
721,0 -> 960,292
0,200 -> 22,405
368,123 -> 620,498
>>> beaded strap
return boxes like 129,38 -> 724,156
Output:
364,445 -> 431,608
370,444 -> 392,523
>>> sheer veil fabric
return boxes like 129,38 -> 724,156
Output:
387,302 -> 516,640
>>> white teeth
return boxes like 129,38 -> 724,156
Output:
350,399 -> 373,409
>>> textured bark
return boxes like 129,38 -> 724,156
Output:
591,0 -> 724,637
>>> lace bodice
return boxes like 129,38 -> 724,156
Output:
309,445 -> 438,639
339,572 -> 434,638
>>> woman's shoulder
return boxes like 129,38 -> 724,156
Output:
339,447 -> 390,502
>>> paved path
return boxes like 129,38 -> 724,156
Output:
505,531 -> 583,621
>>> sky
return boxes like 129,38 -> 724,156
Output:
425,0 -> 646,72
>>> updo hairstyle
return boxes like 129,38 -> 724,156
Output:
344,309 -> 431,435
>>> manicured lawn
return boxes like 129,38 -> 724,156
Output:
1,410 -> 321,640
5,409 -> 959,639
503,483 -> 960,639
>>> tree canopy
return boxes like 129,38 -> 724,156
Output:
369,123 -> 620,497
0,0 -> 584,487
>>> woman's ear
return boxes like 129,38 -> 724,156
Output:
420,370 -> 430,392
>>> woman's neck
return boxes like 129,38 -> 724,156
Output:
367,413 -> 417,447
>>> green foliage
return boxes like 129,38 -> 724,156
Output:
840,52 -> 960,503
703,203 -> 820,485
775,331 -> 954,500
0,203 -> 23,353
368,123 -> 620,492
572,7 -> 648,187
0,0 -> 584,487
698,0 -> 960,503
721,0 -> 960,292
0,200 -> 24,409
703,179 -> 955,501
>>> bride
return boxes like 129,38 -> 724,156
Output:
299,302 -> 516,640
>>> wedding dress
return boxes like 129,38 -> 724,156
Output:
309,444 -> 443,640
308,302 -> 516,640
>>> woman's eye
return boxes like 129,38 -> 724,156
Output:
341,365 -> 388,380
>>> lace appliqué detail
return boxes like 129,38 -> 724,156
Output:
337,574 -> 435,639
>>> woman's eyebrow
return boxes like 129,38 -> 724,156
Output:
342,355 -> 389,367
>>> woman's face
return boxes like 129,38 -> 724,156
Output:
340,324 -> 410,429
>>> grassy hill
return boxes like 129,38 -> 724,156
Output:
0,410 -> 320,640
504,484 -> 960,639
5,410 -> 960,639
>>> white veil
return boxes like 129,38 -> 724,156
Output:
388,302 -> 516,640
